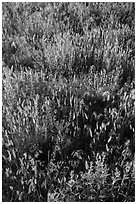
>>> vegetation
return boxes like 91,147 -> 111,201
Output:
2,2 -> 135,202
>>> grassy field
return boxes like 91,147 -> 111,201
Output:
2,2 -> 135,201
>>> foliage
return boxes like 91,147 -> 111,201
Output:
2,2 -> 135,202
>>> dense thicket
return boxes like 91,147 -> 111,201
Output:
2,2 -> 135,201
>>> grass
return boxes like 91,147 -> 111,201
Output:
2,2 -> 135,202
